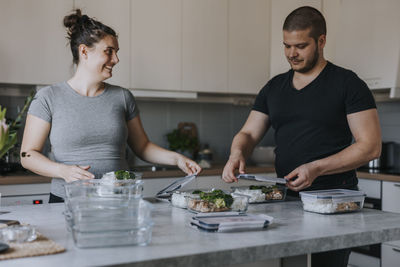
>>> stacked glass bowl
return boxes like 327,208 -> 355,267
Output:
63,172 -> 154,248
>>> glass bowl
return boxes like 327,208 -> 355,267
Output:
0,225 -> 37,243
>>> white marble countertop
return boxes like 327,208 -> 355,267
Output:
1,201 -> 400,267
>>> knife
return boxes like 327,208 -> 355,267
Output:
237,174 -> 287,184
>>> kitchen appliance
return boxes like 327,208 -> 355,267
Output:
364,142 -> 398,170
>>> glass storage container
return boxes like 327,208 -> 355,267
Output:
299,189 -> 366,214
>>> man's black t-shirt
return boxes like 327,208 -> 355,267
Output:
253,62 -> 376,190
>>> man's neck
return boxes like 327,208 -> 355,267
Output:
292,58 -> 327,90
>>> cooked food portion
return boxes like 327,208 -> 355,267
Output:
249,185 -> 284,200
187,190 -> 234,213
101,170 -> 137,181
233,185 -> 285,203
302,200 -> 361,214
171,191 -> 198,209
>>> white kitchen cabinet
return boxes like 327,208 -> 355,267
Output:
74,0 -> 131,89
382,242 -> 400,267
357,178 -> 381,199
228,0 -> 270,94
182,0 -> 228,93
0,0 -> 73,85
269,0 -> 321,78
382,181 -> 400,213
332,0 -> 400,90
131,0 -> 182,91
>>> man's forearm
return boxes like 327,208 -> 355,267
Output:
230,132 -> 258,159
312,141 -> 381,176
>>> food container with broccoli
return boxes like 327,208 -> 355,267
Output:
186,189 -> 249,213
299,189 -> 366,214
231,184 -> 287,203
64,172 -> 143,201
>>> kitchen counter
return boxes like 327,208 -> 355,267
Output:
0,165 -> 275,185
2,166 -> 400,185
1,201 -> 400,266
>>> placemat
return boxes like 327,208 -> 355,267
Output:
0,232 -> 65,260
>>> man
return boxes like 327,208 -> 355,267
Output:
222,6 -> 381,267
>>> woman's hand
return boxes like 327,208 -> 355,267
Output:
222,153 -> 246,183
59,164 -> 95,183
175,154 -> 202,175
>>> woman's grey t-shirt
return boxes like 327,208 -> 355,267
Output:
28,82 -> 139,198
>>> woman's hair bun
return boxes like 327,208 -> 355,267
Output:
63,9 -> 83,35
63,9 -> 117,65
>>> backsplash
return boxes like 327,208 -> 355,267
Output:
377,102 -> 400,143
134,99 -> 275,165
2,89 -> 400,166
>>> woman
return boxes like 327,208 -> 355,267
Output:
20,10 -> 201,203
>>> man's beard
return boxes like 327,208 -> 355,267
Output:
290,48 -> 319,73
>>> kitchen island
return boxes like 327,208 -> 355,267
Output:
1,200 -> 400,267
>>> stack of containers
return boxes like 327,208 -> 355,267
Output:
63,173 -> 154,248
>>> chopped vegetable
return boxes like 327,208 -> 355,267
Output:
114,170 -> 136,180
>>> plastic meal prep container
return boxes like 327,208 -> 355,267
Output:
231,184 -> 287,203
299,189 -> 366,214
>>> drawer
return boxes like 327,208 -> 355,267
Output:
358,178 -> 381,199
348,251 -> 380,267
382,181 -> 400,213
382,243 -> 400,267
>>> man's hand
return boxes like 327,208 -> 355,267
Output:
222,154 -> 246,183
285,161 -> 320,191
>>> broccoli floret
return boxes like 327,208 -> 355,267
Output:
214,198 -> 226,208
115,170 -> 135,180
192,190 -> 203,194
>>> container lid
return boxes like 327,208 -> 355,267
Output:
237,174 -> 287,184
299,189 -> 366,199
156,174 -> 197,197
190,214 -> 273,232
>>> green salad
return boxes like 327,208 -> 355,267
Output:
114,170 -> 136,180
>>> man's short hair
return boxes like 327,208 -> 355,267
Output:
283,6 -> 326,41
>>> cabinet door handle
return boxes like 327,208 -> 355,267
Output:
392,247 -> 400,253
394,184 -> 400,187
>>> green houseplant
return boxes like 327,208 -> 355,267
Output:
0,91 -> 35,160
166,128 -> 199,159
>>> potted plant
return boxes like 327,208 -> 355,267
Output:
166,122 -> 199,159
0,91 -> 34,170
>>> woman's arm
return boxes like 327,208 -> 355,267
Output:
127,116 -> 201,175
20,114 -> 94,182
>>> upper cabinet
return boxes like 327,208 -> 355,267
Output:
269,0 -> 321,78
330,0 -> 400,90
228,0 -> 270,94
182,0 -> 228,93
74,0 -> 131,88
131,0 -> 182,91
0,0 -> 73,85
